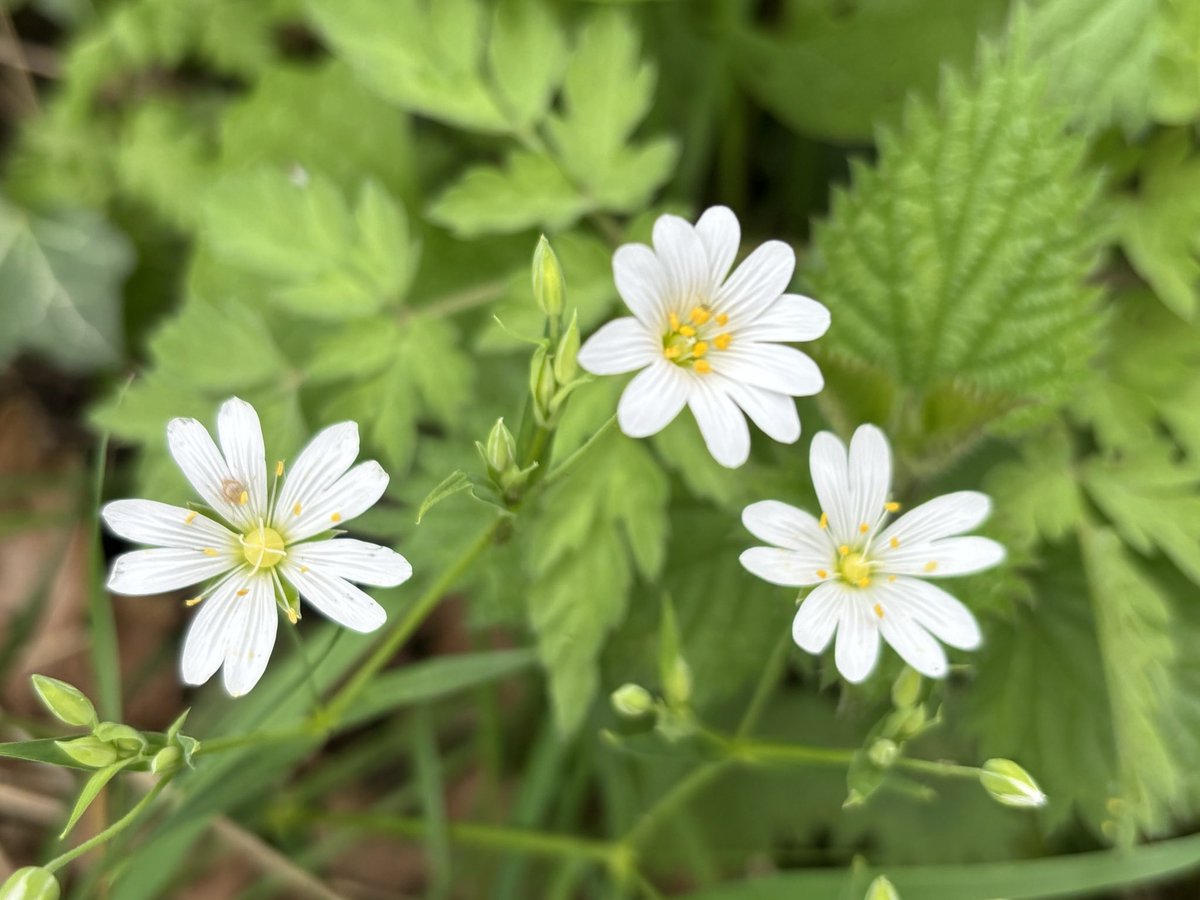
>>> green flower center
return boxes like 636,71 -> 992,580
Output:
838,551 -> 872,587
242,526 -> 286,570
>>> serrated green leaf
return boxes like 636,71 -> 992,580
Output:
488,0 -> 568,128
427,150 -> 589,238
808,40 -> 1104,451
1152,0 -> 1200,124
985,424 -> 1083,552
116,100 -> 214,229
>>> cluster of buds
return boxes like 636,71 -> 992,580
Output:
609,597 -> 695,741
527,237 -> 588,429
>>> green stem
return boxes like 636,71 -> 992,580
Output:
733,740 -> 857,767
194,726 -> 313,757
539,415 -> 617,490
734,631 -> 790,739
44,776 -> 172,873
404,279 -> 510,323
623,759 -> 733,849
895,757 -> 981,780
320,518 -> 503,724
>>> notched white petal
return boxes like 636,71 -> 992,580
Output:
287,539 -> 413,587
694,205 -> 740,292
617,361 -> 689,438
101,499 -> 236,551
222,576 -> 278,697
578,318 -> 659,376
741,500 -> 828,553
285,460 -> 389,543
107,548 -> 237,595
282,561 -> 387,633
792,581 -> 843,654
688,380 -> 750,468
275,421 -> 360,528
740,547 -> 829,587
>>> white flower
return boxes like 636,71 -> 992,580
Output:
577,206 -> 830,468
101,398 -> 412,697
739,424 -> 1004,683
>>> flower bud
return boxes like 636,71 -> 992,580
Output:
553,313 -> 580,385
484,418 -> 517,476
531,236 -> 564,319
890,667 -> 922,710
55,735 -> 119,768
867,738 -> 899,769
864,875 -> 900,900
93,722 -> 147,755
611,683 -> 655,719
529,347 -> 556,423
31,674 -> 96,729
664,658 -> 693,707
151,745 -> 183,776
1,867 -> 60,900
980,758 -> 1047,809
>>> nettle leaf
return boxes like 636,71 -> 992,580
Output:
1153,0 -> 1200,124
731,0 -> 1009,142
807,40 -> 1104,454
0,198 -> 134,371
1116,131 -> 1200,321
202,169 -> 415,320
985,424 -> 1083,554
427,150 -> 589,238
546,9 -> 678,213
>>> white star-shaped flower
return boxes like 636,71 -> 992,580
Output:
101,398 -> 412,697
740,424 -> 1005,683
577,206 -> 830,468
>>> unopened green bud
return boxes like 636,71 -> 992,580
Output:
484,418 -> 517,475
891,667 -> 922,710
864,875 -> 900,900
55,735 -> 118,768
31,674 -> 96,729
1,867 -> 60,900
553,313 -> 580,384
93,722 -> 146,755
529,347 -> 556,421
980,758 -> 1047,809
611,683 -> 655,719
867,738 -> 900,769
532,236 -> 564,319
151,745 -> 183,776
664,658 -> 693,707
844,749 -> 885,808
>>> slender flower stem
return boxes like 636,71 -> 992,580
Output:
320,518 -> 503,724
403,279 -> 511,323
43,776 -> 173,873
623,758 -> 734,849
730,740 -> 856,767
895,757 -> 981,780
734,631 -> 790,740
194,726 -> 313,756
540,415 -> 618,490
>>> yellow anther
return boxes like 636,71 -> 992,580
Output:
859,523 -> 870,534
817,569 -> 828,579
669,312 -> 681,331
331,512 -> 342,523
884,501 -> 901,512
819,512 -> 828,529
238,490 -> 249,506
185,596 -> 203,607
689,306 -> 712,325
838,545 -> 850,556
692,341 -> 709,358
299,565 -> 309,574
890,537 -> 900,549
873,603 -> 884,618
714,333 -> 732,350
694,360 -> 712,374
664,345 -> 682,360
286,607 -> 299,625
203,548 -> 219,558
184,510 -> 197,524
716,313 -> 729,326
679,324 -> 697,337
275,460 -> 285,477
236,588 -> 249,597
888,575 -> 897,583
924,561 -> 938,573
292,502 -> 302,516
858,577 -> 871,588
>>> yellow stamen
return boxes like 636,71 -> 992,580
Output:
689,306 -> 712,325
293,502 -> 302,516
716,313 -> 729,326
692,341 -> 709,358
669,312 -> 681,331
858,577 -> 871,588
888,575 -> 897,583
664,345 -> 682,360
236,588 -> 249,597
819,512 -> 828,529
286,607 -> 299,624
873,603 -> 884,618
203,548 -> 219,558
185,596 -> 203,607
679,324 -> 697,337
859,523 -> 870,534
890,537 -> 900,549
184,511 -> 197,524
714,333 -> 732,350
275,460 -> 285,477
924,561 -> 938,573
816,569 -> 828,579
694,360 -> 712,374
838,545 -> 850,556
238,490 -> 249,506
884,501 -> 901,512
299,566 -> 309,574
331,512 -> 342,523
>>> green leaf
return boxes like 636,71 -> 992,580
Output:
412,707 -> 451,899
427,150 -> 589,238
488,0 -> 568,128
61,757 -> 137,837
202,169 -> 415,320
1152,0 -> 1200,124
416,471 -> 473,524
984,424 -> 1083,553
116,100 -> 214,229
0,738 -> 99,771
0,198 -> 133,371
547,9 -> 677,212
1116,130 -> 1200,321
807,39 -> 1104,452
731,0 -> 1009,142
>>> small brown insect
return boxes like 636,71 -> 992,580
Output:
221,478 -> 249,505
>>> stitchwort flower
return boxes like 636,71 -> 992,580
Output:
102,398 -> 411,697
577,206 -> 829,468
740,425 -> 1004,682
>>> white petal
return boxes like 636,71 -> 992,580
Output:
219,575 -> 278,696
167,416 -> 255,532
216,398 -> 267,521
879,492 -> 993,546
712,342 -> 823,397
287,539 -> 413,587
688,378 -> 750,468
792,581 -> 845,654
284,460 -> 389,543
872,577 -> 981,650
275,422 -> 360,530
614,243 -> 670,328
617,360 -> 689,438
281,560 -> 386,632
102,499 -> 236,551
834,591 -> 881,683
107,548 -> 238,595
694,206 -> 740,294
652,214 -> 708,309
878,536 -> 1006,578
848,425 -> 892,537
877,603 -> 948,679
180,572 -> 247,686
739,294 -> 831,343
723,381 -> 800,444
715,240 -> 795,321
577,317 -> 659,376
740,547 -> 831,587
810,431 -> 855,544
742,500 -> 830,553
